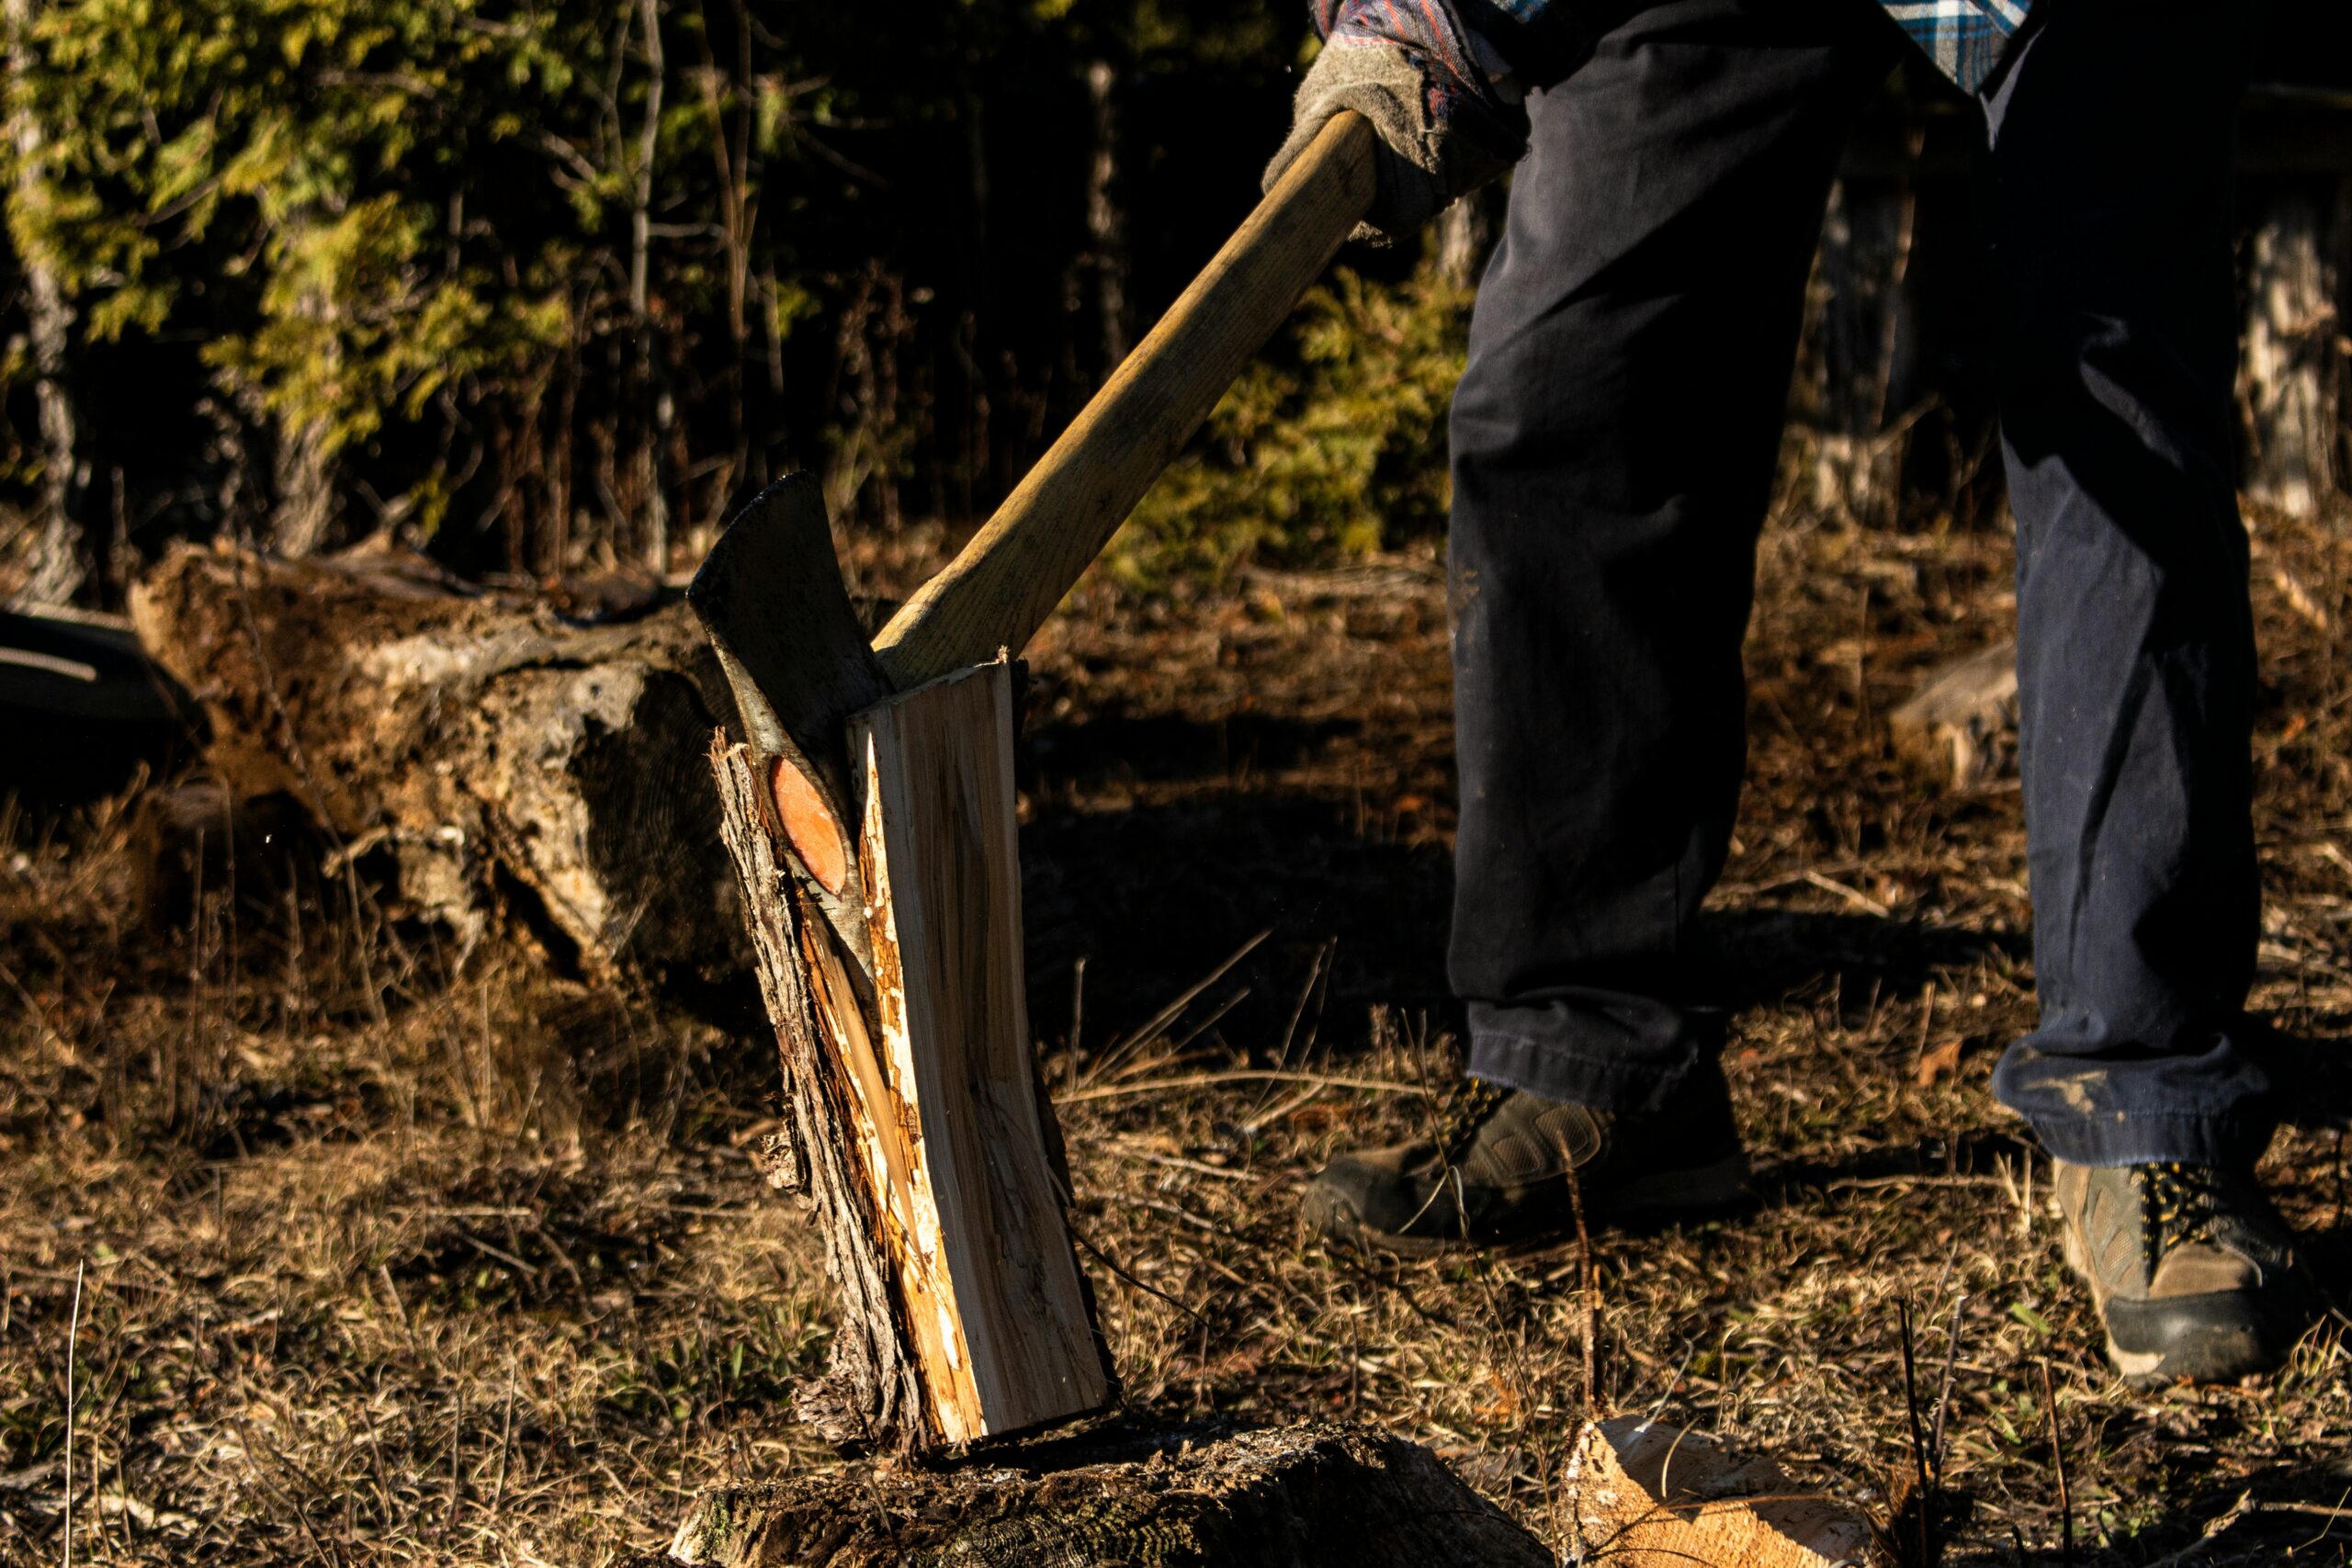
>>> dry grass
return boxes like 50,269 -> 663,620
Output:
3,488 -> 2350,1565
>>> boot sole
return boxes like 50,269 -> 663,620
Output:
1307,1153 -> 1753,1258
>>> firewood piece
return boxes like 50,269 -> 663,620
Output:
659,1420 -> 1554,1568
707,657 -> 1109,1453
1886,640 -> 2017,792
845,659 -> 1111,1442
1566,1417 -> 1895,1568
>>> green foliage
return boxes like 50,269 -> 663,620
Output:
1118,261 -> 1472,586
11,0 -> 590,510
0,0 -> 1320,578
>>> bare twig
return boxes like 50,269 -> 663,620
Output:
62,1258 -> 83,1568
1896,1297 -> 1934,1567
1056,1068 -> 1429,1107
1069,1224 -> 1209,1329
1088,929 -> 1270,1082
2142,1491 -> 2256,1568
1566,1168 -> 1600,1418
2037,1359 -> 2072,1565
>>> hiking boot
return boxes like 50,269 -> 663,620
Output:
2052,1157 -> 2317,1386
1301,1073 -> 1749,1255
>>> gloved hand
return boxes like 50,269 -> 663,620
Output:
1263,1 -> 1529,243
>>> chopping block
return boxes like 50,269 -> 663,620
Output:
689,114 -> 1378,1453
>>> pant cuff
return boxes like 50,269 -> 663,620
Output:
2019,1109 -> 2276,1169
1458,1029 -> 1702,1114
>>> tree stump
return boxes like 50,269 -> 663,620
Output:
652,1420 -> 1554,1568
128,540 -> 744,985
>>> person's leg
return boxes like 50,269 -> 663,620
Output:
1306,0 -> 1902,1252
1984,0 -> 2269,1170
1448,0 -> 1898,1112
1985,0 -> 2313,1383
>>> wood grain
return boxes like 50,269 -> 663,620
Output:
848,660 -> 1114,1438
871,111 -> 1376,690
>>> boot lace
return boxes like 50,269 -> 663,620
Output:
2130,1162 -> 2222,1273
1432,1079 -> 1512,1168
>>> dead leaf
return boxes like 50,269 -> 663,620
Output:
1915,1038 -> 1965,1088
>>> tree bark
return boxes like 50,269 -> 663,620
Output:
654,1420 -> 1555,1568
5,0 -> 86,607
1084,60 -> 1129,375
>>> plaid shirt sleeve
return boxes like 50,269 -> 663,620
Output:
1313,0 -> 2032,95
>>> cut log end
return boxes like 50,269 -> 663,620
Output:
767,752 -> 850,895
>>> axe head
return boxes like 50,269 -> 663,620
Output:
689,473 -> 892,898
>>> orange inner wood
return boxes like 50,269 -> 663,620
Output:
768,754 -> 848,894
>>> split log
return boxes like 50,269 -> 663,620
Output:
710,658 -> 1111,1453
1886,640 -> 2017,792
128,541 -> 743,983
658,1420 -> 1554,1568
1566,1417 -> 1895,1568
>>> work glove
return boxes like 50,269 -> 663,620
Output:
1263,0 -> 1529,243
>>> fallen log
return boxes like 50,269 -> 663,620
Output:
128,540 -> 744,985
1886,639 -> 2017,793
657,1420 -> 1554,1568
1566,1417 -> 1895,1568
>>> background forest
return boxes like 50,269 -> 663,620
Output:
0,0 -> 2349,609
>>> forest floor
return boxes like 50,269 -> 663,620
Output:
2,487 -> 2350,1565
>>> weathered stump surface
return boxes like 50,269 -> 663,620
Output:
657,1420 -> 1553,1568
129,541 -> 743,984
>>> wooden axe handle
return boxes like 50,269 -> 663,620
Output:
872,110 -> 1378,690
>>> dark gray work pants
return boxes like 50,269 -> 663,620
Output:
1449,0 -> 2278,1167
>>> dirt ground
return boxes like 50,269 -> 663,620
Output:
3,486 -> 2349,1565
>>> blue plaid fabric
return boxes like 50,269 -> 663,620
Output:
1883,0 -> 2030,91
1317,0 -> 2032,96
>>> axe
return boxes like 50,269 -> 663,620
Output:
688,111 -> 1376,1450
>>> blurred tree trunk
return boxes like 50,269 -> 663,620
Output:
2238,175 -> 2348,517
1801,172 -> 1917,526
271,394 -> 339,557
631,0 -> 671,571
1085,60 -> 1129,375
6,0 -> 86,605
1434,183 -> 1501,290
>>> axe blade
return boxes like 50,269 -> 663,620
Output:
688,472 -> 893,767
690,473 -> 892,919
